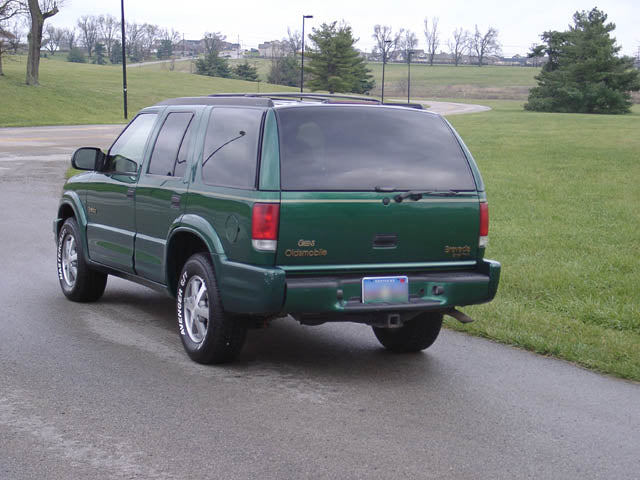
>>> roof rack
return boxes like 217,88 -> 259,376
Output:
208,92 -> 381,105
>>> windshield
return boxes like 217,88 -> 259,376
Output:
277,106 -> 476,191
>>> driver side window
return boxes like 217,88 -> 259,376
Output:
105,113 -> 158,173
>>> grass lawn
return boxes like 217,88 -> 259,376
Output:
445,100 -> 640,381
368,63 -> 539,100
0,56 -> 295,127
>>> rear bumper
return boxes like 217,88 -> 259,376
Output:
282,259 -> 501,315
217,258 -> 500,317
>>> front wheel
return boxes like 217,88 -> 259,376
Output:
176,253 -> 247,364
372,312 -> 443,353
57,218 -> 107,302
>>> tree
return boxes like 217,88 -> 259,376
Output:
62,26 -> 74,49
125,21 -> 144,62
110,39 -> 122,64
372,24 -> 400,62
307,21 -> 374,94
399,29 -> 418,63
449,28 -> 468,66
66,46 -> 84,62
471,25 -> 500,66
202,31 -> 225,56
195,50 -> 231,78
25,0 -> 62,85
157,39 -> 172,59
97,13 -> 118,58
141,23 -> 158,59
286,27 -> 301,56
0,0 -> 20,75
267,44 -> 299,87
43,23 -> 63,54
525,8 -> 640,114
92,41 -> 104,64
234,60 -> 258,81
424,17 -> 439,65
77,14 -> 97,57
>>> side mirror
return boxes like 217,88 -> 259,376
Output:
71,147 -> 104,171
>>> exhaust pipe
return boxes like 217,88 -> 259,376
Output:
446,308 -> 474,324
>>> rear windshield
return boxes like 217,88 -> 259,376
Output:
277,106 -> 475,191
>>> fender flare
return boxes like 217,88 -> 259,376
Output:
56,191 -> 90,262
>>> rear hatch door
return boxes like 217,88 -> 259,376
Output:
275,105 -> 480,268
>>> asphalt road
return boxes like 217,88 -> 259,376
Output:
1,126 -> 639,480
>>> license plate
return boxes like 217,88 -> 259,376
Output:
362,276 -> 409,304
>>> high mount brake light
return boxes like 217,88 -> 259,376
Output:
252,203 -> 280,252
479,202 -> 489,248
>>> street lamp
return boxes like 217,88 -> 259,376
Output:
407,50 -> 414,104
120,0 -> 127,119
300,14 -> 313,93
381,39 -> 391,104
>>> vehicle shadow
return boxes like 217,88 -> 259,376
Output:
98,281 -> 447,384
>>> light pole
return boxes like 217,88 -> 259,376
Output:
381,39 -> 391,104
407,50 -> 414,104
300,14 -> 313,93
120,0 -> 127,119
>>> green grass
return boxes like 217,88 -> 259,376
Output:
0,55 -> 295,127
368,63 -> 539,100
445,100 -> 640,381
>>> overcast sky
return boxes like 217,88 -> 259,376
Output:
48,0 -> 640,57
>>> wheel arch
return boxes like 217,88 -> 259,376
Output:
55,193 -> 89,259
165,216 -> 226,297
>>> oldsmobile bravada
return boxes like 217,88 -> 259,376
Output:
55,94 -> 500,364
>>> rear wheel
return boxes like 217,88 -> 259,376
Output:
176,253 -> 247,364
57,218 -> 107,302
372,312 -> 443,353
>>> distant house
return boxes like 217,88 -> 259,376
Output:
258,40 -> 283,58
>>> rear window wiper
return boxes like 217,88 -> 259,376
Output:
393,190 -> 459,202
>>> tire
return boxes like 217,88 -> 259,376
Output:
176,253 -> 247,364
57,217 -> 108,302
372,312 -> 443,353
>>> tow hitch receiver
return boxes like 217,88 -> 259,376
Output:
446,308 -> 475,324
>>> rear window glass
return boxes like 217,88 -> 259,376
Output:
277,106 -> 475,191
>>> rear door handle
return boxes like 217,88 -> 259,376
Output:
127,188 -> 135,199
171,194 -> 181,208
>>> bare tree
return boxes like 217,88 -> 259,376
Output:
448,28 -> 468,66
24,0 -> 62,85
97,13 -> 118,58
141,23 -> 158,59
424,17 -> 439,65
125,21 -> 144,60
43,23 -> 62,54
399,29 -> 418,63
62,26 -> 74,49
0,1 -> 20,74
471,25 -> 500,66
77,14 -> 98,57
372,24 -> 401,62
202,31 -> 225,56
8,20 -> 22,52
286,27 -> 301,56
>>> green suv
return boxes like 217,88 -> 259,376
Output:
55,94 -> 500,364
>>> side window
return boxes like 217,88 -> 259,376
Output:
106,113 -> 157,173
174,118 -> 194,178
201,108 -> 263,189
148,112 -> 194,177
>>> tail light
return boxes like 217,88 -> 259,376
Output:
252,203 -> 279,252
479,202 -> 489,248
